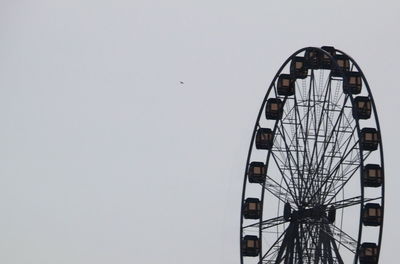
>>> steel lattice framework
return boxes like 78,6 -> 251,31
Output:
240,47 -> 384,264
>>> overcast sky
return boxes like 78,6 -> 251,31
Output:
0,1 -> 400,263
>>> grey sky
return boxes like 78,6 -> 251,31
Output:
0,1 -> 399,263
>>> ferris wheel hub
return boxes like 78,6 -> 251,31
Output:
290,205 -> 326,222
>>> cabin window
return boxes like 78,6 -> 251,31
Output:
260,133 -> 271,140
358,101 -> 370,109
247,240 -> 255,248
350,76 -> 358,84
248,203 -> 257,210
282,79 -> 290,86
253,167 -> 262,174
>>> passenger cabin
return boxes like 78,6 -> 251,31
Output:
360,128 -> 380,151
363,164 -> 383,187
277,74 -> 295,96
243,198 -> 262,219
320,46 -> 336,69
290,57 -> 308,79
331,55 -> 350,77
305,49 -> 320,69
256,128 -> 274,150
343,71 -> 362,94
265,98 -> 284,120
362,203 -> 383,226
353,96 -> 372,119
359,243 -> 379,264
241,235 -> 260,257
248,162 -> 266,183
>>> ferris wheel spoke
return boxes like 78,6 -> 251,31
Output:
299,71 -> 320,199
326,196 -> 381,210
310,71 -> 323,198
313,90 -> 349,159
271,90 -> 302,199
242,216 -> 286,230
305,140 -> 359,206
317,134 -> 360,201
270,151 -> 300,205
275,122 -> 301,173
275,124 -> 303,198
325,230 -> 345,264
325,128 -> 360,196
291,93 -> 311,199
304,78 -> 344,202
279,95 -> 312,204
313,230 -> 323,264
259,227 -> 289,263
325,153 -> 372,203
309,70 -> 326,166
320,126 -> 359,201
274,223 -> 296,264
303,223 -> 326,263
321,230 -> 334,264
263,174 -> 296,204
307,77 -> 334,203
308,109 -> 351,201
321,224 -> 357,255
320,104 -> 357,194
322,152 -> 367,203
304,74 -> 332,176
308,223 -> 344,264
303,115 -> 357,205
291,90 -> 316,202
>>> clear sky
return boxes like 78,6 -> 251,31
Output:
0,1 -> 399,263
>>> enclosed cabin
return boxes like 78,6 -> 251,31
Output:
265,98 -> 284,120
344,71 -> 362,94
305,49 -> 320,69
248,162 -> 266,183
256,128 -> 274,150
362,203 -> 383,226
241,235 -> 260,257
243,198 -> 262,219
277,74 -> 295,96
360,128 -> 380,151
331,55 -> 350,77
290,57 -> 308,79
353,96 -> 372,119
359,243 -> 379,264
320,46 -> 336,69
363,164 -> 383,187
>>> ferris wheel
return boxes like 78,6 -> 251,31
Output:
240,47 -> 384,264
